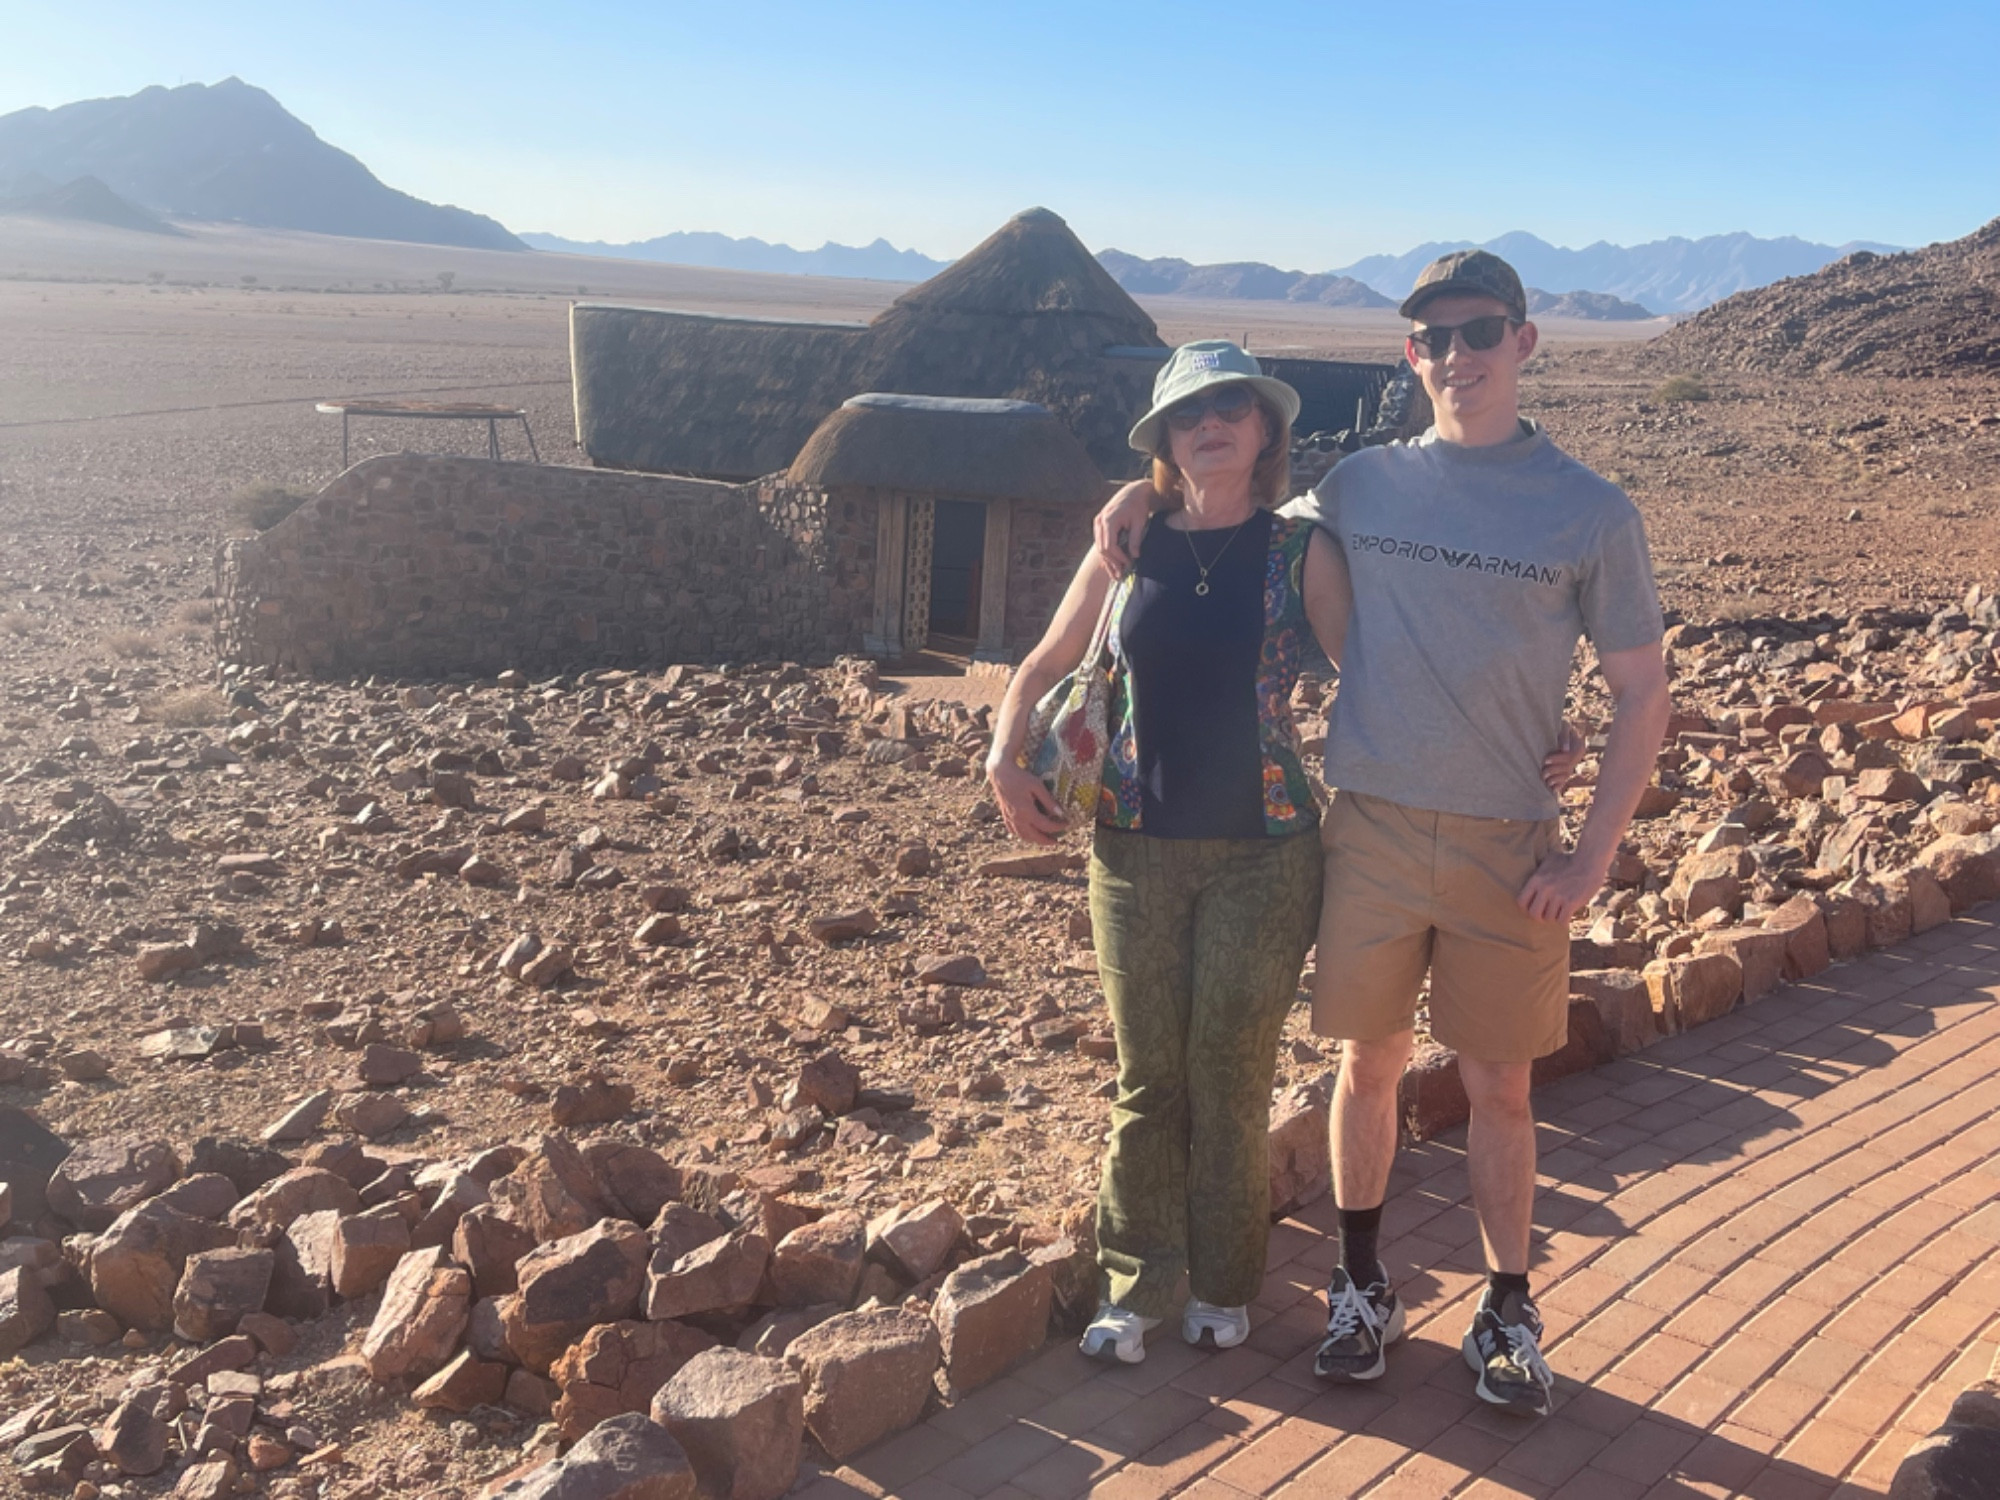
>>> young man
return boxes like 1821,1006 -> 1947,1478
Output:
1093,249 -> 1670,1416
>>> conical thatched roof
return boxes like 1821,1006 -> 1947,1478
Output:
879,207 -> 1159,324
788,394 -> 1107,505
570,207 -> 1167,480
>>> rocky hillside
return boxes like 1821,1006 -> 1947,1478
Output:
0,79 -> 523,252
1650,217 -> 2000,376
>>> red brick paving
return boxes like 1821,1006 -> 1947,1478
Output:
796,916 -> 2000,1497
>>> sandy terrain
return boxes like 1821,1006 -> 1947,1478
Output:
1,216 -> 1999,1497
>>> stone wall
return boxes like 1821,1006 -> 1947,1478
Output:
216,456 -> 878,678
1004,502 -> 1094,653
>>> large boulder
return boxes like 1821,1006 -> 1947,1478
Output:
172,1248 -> 274,1343
227,1167 -> 363,1235
1265,1078 -> 1331,1217
1695,927 -> 1791,1006
768,1212 -> 865,1309
1669,848 -> 1750,922
785,1308 -> 940,1461
1569,969 -> 1659,1056
551,1319 -> 719,1441
47,1137 -> 181,1231
1763,895 -> 1831,980
359,1246 -> 473,1381
96,1398 -> 169,1476
1915,831 -> 2000,912
587,1143 -> 684,1225
646,1228 -> 767,1323
489,1136 -> 608,1243
455,1204 -> 538,1300
490,1412 -> 695,1500
1398,1040 -> 1469,1139
503,1218 -> 651,1374
649,1349 -> 803,1500
332,1205 -> 414,1298
0,1264 -> 54,1356
930,1249 -> 1051,1399
413,1350 -> 511,1413
90,1199 -> 234,1333
1643,953 -> 1743,1033
268,1208 -> 340,1319
867,1199 -> 962,1283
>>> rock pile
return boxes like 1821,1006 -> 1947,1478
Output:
0,1120 -> 1089,1496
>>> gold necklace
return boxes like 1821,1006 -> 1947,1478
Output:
1183,516 -> 1251,596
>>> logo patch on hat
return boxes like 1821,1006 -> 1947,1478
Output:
1188,351 -> 1223,371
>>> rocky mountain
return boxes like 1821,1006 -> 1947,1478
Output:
1650,216 -> 2000,377
1525,288 -> 1655,321
0,173 -> 180,235
0,79 -> 524,251
1094,251 -> 1391,307
521,230 -> 947,282
1334,230 -> 1900,315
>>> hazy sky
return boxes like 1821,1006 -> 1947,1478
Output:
4,0 -> 1994,268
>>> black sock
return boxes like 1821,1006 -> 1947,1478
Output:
1487,1270 -> 1531,1312
1337,1205 -> 1385,1288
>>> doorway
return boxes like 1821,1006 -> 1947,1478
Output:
927,499 -> 987,646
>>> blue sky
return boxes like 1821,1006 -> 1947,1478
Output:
4,0 -> 1995,268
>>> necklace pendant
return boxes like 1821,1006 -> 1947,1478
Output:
1194,580 -> 1210,597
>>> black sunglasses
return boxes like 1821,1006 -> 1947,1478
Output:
1166,384 -> 1257,431
1408,315 -> 1520,358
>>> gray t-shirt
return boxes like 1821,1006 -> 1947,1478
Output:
1279,421 -> 1662,822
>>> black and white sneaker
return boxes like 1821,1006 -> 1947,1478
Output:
1462,1287 -> 1554,1416
1314,1267 -> 1405,1381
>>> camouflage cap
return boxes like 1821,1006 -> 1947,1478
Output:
1399,249 -> 1528,322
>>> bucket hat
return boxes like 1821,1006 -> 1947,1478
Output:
1127,340 -> 1301,455
1398,249 -> 1528,322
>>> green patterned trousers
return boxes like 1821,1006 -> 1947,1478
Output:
1089,827 -> 1323,1317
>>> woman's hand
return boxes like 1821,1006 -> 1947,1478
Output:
986,759 -> 1069,846
1092,479 -> 1160,579
1542,722 -> 1588,793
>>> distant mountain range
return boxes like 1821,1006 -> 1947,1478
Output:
1094,250 -> 1391,307
527,227 -> 1862,318
0,80 -> 1903,317
521,230 -> 946,282
0,78 -> 523,251
1330,230 -> 1901,315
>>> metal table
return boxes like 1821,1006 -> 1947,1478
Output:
316,399 -> 540,468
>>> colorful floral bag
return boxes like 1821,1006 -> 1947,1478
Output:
1018,573 -> 1130,826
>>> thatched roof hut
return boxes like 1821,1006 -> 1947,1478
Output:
571,207 -> 1166,480
787,394 -> 1105,506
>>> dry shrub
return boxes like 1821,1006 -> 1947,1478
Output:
177,599 -> 217,626
1652,374 -> 1712,404
147,688 -> 225,727
106,630 -> 158,660
0,614 -> 30,637
226,481 -> 313,532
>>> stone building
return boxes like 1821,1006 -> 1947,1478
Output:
782,393 -> 1107,660
219,205 -> 1406,678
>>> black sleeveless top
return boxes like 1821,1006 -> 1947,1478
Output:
1116,508 -> 1273,839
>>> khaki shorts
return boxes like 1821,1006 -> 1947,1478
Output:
1312,790 -> 1570,1063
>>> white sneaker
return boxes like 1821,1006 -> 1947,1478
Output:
1079,1304 -> 1161,1364
1182,1298 -> 1250,1349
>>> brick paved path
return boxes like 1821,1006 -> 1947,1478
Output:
798,915 -> 2000,1499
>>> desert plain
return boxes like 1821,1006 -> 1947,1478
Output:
1,216 -> 1999,1497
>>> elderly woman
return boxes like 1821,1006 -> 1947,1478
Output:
984,341 -> 1346,1362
